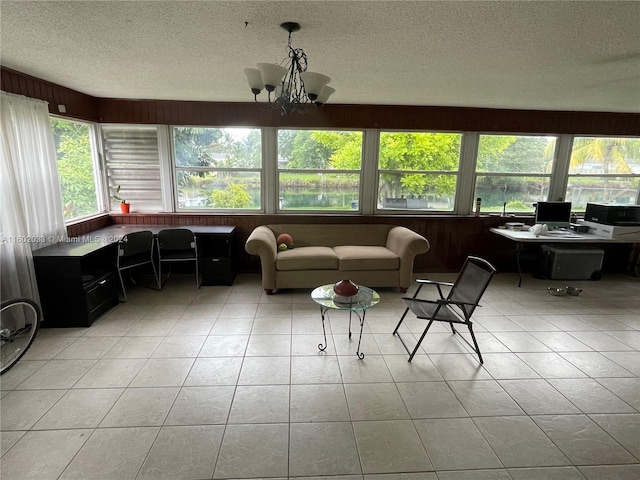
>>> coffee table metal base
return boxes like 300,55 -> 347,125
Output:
318,306 -> 366,359
311,284 -> 379,361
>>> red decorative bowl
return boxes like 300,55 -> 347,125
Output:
333,279 -> 359,297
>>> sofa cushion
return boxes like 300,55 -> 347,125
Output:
276,246 -> 339,271
334,246 -> 400,271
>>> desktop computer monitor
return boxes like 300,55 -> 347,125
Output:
535,201 -> 572,230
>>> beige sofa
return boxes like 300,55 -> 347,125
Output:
245,224 -> 430,294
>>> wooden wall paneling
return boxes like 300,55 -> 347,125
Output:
1,68 -> 99,121
66,214 -> 112,237
4,68 -> 639,133
93,97 -> 639,135
161,101 -> 171,124
135,101 -> 143,123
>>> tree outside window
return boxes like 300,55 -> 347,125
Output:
566,136 -> 640,208
378,132 -> 462,211
50,118 -> 100,221
475,135 -> 557,212
277,130 -> 362,211
173,127 -> 261,210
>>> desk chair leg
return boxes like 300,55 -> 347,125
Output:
117,269 -> 128,302
158,262 -> 170,290
159,264 -> 172,290
151,261 -> 160,290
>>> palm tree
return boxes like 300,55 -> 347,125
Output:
569,137 -> 640,204
570,137 -> 640,174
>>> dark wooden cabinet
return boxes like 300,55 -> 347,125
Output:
33,241 -> 119,327
196,227 -> 237,286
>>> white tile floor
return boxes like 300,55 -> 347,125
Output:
1,272 -> 639,480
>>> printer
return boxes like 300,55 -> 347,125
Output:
581,203 -> 640,240
584,203 -> 640,226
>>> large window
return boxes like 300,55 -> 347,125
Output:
173,127 -> 262,210
378,132 -> 462,211
277,130 -> 362,211
565,136 -> 640,209
475,134 -> 557,212
50,117 -> 101,221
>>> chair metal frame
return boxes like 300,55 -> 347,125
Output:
156,228 -> 199,289
116,230 -> 159,302
393,255 -> 496,363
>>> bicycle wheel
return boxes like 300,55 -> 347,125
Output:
1,297 -> 41,375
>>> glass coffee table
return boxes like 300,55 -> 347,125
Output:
311,284 -> 380,359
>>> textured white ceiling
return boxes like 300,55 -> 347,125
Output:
1,1 -> 639,112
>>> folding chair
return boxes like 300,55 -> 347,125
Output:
116,230 -> 158,302
393,255 -> 496,363
157,228 -> 199,289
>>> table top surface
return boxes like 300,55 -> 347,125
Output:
33,224 -> 235,257
311,284 -> 380,311
489,227 -> 631,243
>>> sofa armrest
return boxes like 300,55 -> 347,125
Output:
386,226 -> 430,289
245,226 -> 278,291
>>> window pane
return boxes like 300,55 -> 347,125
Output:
103,125 -> 163,211
277,129 -> 362,212
50,118 -> 99,221
475,135 -> 556,212
278,130 -> 362,170
378,132 -> 461,211
566,176 -> 640,209
477,135 -> 556,173
174,127 -> 261,168
176,171 -> 260,209
378,173 -> 456,210
475,175 -> 549,211
279,173 -> 359,210
567,137 -> 640,208
379,132 -> 461,172
569,137 -> 640,174
173,127 -> 262,211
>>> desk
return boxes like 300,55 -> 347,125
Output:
33,225 -> 236,327
311,284 -> 380,359
490,227 -> 631,287
93,225 -> 237,286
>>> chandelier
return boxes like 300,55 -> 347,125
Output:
243,22 -> 335,115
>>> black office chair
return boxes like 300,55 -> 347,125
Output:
116,230 -> 158,302
393,255 -> 496,363
157,228 -> 199,289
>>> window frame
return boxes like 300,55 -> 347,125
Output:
100,123 -> 169,213
275,127 -> 365,214
171,125 -> 264,212
76,124 -> 638,219
375,129 -> 464,214
562,135 -> 640,210
50,115 -> 105,223
473,132 -> 561,214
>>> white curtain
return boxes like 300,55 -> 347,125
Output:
0,92 -> 67,317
